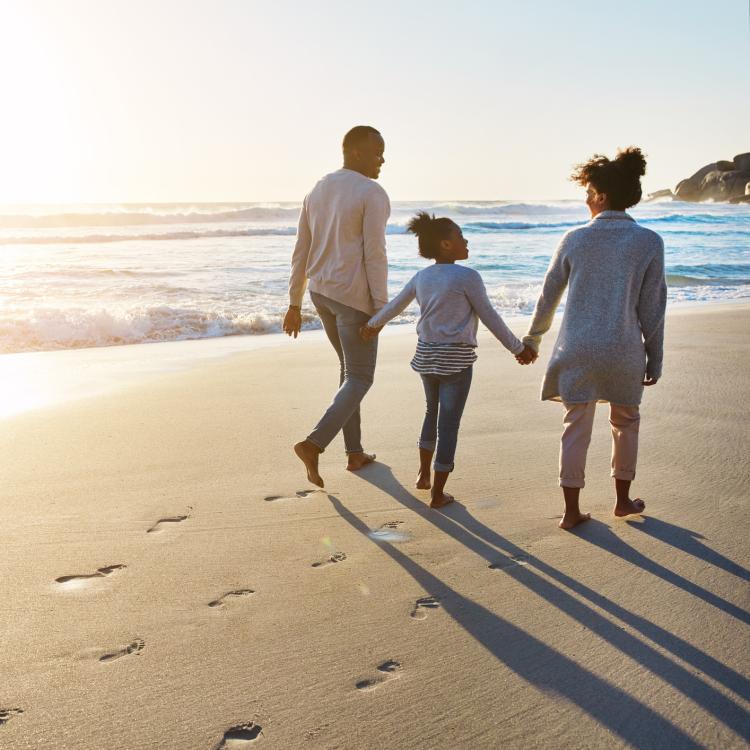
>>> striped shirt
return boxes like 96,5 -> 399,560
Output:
410,340 -> 477,376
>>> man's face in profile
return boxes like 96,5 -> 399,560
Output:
355,134 -> 385,179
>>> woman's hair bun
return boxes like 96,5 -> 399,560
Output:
615,147 -> 647,178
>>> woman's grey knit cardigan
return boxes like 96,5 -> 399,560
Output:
523,210 -> 667,406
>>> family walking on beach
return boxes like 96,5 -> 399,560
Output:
284,126 -> 667,530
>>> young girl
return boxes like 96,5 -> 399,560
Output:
361,212 -> 524,508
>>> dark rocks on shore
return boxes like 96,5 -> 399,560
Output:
646,152 -> 750,203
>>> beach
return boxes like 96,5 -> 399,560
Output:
0,303 -> 748,749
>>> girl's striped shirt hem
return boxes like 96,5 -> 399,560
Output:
410,340 -> 477,376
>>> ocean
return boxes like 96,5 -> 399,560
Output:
1,199 -> 748,354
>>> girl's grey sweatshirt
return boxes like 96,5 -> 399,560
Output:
367,263 -> 523,354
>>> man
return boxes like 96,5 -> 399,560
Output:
283,125 -> 389,488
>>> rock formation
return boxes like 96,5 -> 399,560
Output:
646,152 -> 750,203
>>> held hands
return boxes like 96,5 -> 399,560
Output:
283,307 -> 302,338
359,324 -> 383,341
643,376 -> 659,386
515,345 -> 538,365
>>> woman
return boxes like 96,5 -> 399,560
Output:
518,147 -> 667,529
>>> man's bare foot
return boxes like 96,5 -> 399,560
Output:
415,471 -> 431,490
614,497 -> 645,517
346,452 -> 376,471
294,441 -> 324,488
429,492 -> 454,509
559,511 -> 591,530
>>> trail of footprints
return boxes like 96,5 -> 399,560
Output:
35,494 -> 449,742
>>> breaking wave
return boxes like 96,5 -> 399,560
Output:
0,227 -> 298,245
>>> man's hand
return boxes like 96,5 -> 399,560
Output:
515,345 -> 538,365
643,376 -> 659,386
283,306 -> 302,338
359,324 -> 382,341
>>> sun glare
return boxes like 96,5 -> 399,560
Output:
0,5 -> 88,203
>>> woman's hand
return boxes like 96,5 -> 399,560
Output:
643,376 -> 659,386
359,324 -> 382,341
516,345 -> 538,365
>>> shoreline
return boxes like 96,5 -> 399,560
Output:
1,299 -> 748,421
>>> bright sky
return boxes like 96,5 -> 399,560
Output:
0,0 -> 748,203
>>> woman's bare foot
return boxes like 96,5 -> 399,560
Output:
614,497 -> 645,517
294,440 -> 324,488
559,511 -> 591,530
415,471 -> 431,490
429,492 -> 454,509
346,452 -> 376,471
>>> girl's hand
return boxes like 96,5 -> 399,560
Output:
643,376 -> 658,386
515,345 -> 538,365
359,324 -> 382,341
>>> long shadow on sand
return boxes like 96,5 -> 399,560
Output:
624,516 -> 750,582
336,464 -> 749,745
571,517 -> 750,626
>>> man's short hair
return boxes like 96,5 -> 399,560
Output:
342,125 -> 381,151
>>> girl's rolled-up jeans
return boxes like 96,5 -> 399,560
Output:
418,366 -> 473,472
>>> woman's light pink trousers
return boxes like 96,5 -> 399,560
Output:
559,402 -> 640,488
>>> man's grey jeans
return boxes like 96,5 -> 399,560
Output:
307,292 -> 378,454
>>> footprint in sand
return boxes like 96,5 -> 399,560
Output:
355,660 -> 403,691
214,722 -> 263,747
55,565 -> 126,591
312,552 -> 347,568
0,708 -> 23,726
208,589 -> 255,609
264,490 -> 323,502
99,638 -> 145,663
410,595 -> 441,620
488,554 -> 529,570
147,515 -> 189,533
368,521 -> 410,543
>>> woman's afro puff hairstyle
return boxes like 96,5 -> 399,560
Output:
571,147 -> 647,210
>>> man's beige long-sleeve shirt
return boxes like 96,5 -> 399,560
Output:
289,168 -> 390,315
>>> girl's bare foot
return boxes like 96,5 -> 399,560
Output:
346,452 -> 376,471
294,440 -> 324,488
614,497 -> 645,517
559,511 -> 591,530
429,492 -> 454,509
415,471 -> 431,490
416,448 -> 433,490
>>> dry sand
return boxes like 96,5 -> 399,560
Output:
1,305 -> 748,749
